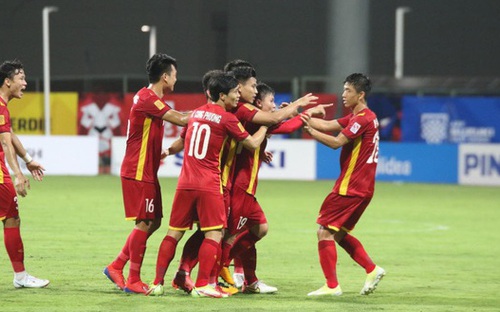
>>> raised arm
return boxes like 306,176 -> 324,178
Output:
251,93 -> 318,126
162,110 -> 191,127
301,115 -> 349,150
306,117 -> 344,133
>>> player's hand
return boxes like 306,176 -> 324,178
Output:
161,149 -> 169,159
305,103 -> 334,118
14,174 -> 30,197
294,93 -> 319,107
300,113 -> 314,135
26,160 -> 45,182
263,151 -> 273,164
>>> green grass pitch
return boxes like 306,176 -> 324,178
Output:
1,176 -> 499,311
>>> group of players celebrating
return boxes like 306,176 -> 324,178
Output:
103,53 -> 385,298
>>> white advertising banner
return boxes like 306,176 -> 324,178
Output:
459,144 -> 500,186
111,137 -> 316,180
17,135 -> 99,175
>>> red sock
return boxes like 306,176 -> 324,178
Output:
111,233 -> 131,270
195,238 -> 219,287
154,235 -> 178,285
178,230 -> 204,272
209,241 -> 222,284
4,227 -> 25,272
318,240 -> 338,288
233,256 -> 244,274
229,232 -> 260,261
338,234 -> 376,273
241,245 -> 258,285
127,228 -> 148,284
221,242 -> 233,267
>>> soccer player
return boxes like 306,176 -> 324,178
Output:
170,69 -> 224,293
151,72 -> 269,298
103,53 -> 189,295
301,73 -> 386,296
0,59 -> 49,288
220,82 -> 330,294
217,63 -> 318,293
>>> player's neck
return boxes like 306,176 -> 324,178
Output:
214,99 -> 227,110
352,102 -> 367,115
148,83 -> 164,99
0,89 -> 10,104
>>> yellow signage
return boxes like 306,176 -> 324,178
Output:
8,92 -> 78,135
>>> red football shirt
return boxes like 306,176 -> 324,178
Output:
334,108 -> 379,197
233,115 -> 303,195
176,103 -> 250,194
220,102 -> 258,192
121,87 -> 171,183
0,98 -> 12,184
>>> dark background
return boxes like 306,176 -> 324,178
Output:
1,0 -> 499,88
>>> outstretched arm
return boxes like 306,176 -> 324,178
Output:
301,114 -> 349,150
251,93 -> 319,126
162,110 -> 191,126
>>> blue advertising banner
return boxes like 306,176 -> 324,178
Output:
402,96 -> 500,144
315,142 -> 458,184
376,143 -> 458,183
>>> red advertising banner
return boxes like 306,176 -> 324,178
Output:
301,93 -> 345,139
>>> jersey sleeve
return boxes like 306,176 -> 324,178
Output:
234,103 -> 259,123
0,106 -> 11,133
336,114 -> 351,129
225,113 -> 250,141
180,124 -> 187,139
340,113 -> 370,140
268,115 -> 302,134
140,92 -> 171,118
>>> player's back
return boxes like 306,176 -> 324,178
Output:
177,103 -> 248,194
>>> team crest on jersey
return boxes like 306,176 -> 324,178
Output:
154,100 -> 166,110
0,115 -> 4,125
350,122 -> 361,134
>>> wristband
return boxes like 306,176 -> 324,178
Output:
22,153 -> 33,164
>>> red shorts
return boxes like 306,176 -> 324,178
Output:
227,186 -> 267,236
0,183 -> 18,221
316,192 -> 372,232
121,177 -> 163,221
169,189 -> 226,232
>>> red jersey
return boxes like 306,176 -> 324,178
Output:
0,98 -> 12,184
121,87 -> 171,183
334,108 -> 379,197
176,103 -> 250,195
220,102 -> 258,191
233,115 -> 303,195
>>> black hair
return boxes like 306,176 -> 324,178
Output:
223,59 -> 254,72
0,59 -> 24,83
208,72 -> 239,102
255,82 -> 275,103
202,69 -> 224,93
344,73 -> 372,96
231,66 -> 256,83
146,53 -> 177,83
